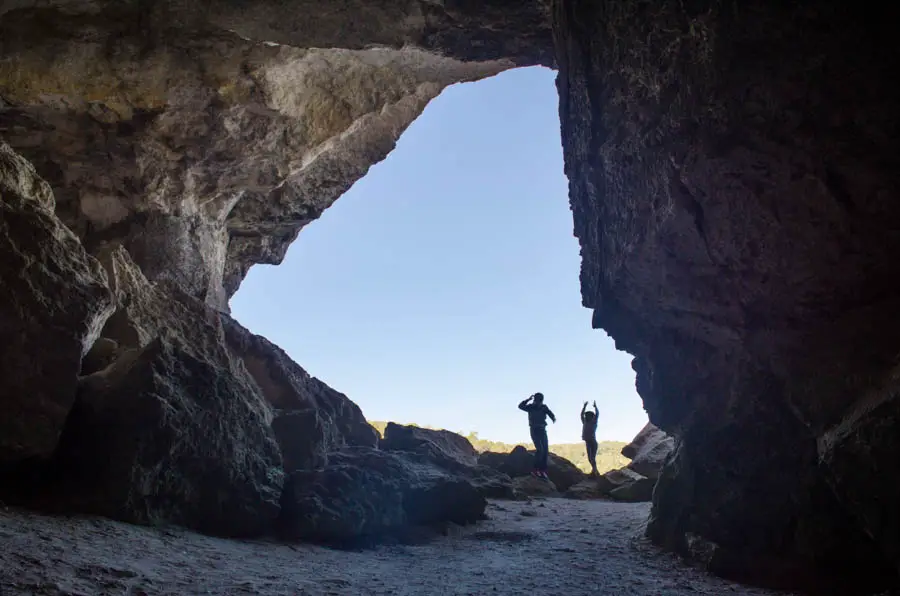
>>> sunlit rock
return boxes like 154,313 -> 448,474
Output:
622,423 -> 673,480
0,1 -> 551,309
221,317 -> 378,472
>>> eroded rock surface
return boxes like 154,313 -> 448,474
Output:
380,423 -> 515,500
221,317 -> 378,472
279,447 -> 486,544
622,423 -> 673,480
381,422 -> 478,468
0,142 -> 114,467
51,248 -> 284,537
0,0 -> 551,309
554,0 -> 900,590
3,0 -> 900,592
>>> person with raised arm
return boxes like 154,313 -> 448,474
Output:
518,392 -> 556,478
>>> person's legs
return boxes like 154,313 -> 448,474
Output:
536,428 -> 549,472
586,439 -> 598,475
529,426 -> 543,473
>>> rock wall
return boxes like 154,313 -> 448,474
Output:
554,0 -> 900,590
0,142 -> 114,467
0,0 -> 552,541
3,0 -> 900,592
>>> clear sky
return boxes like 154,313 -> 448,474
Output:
230,66 -> 648,445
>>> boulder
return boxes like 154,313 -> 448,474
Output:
622,423 -> 674,480
47,247 -> 283,536
466,466 -> 516,500
478,445 -> 586,492
220,316 -> 378,473
512,475 -> 559,498
609,476 -> 656,503
563,479 -> 610,500
0,142 -> 115,466
381,423 -> 478,468
54,336 -> 284,537
380,423 -> 513,499
279,447 -> 486,543
575,466 -> 656,503
562,467 -> 656,502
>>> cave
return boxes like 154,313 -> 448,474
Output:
2,0 -> 900,593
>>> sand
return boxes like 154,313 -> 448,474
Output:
0,498 -> 793,595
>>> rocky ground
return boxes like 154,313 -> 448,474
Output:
0,499 -> 789,596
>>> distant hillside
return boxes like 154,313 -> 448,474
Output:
369,421 -> 630,475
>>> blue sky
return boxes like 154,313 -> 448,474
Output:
230,66 -> 648,445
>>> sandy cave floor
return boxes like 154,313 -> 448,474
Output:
0,498 -> 793,596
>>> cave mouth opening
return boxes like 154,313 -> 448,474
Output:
228,66 -> 648,448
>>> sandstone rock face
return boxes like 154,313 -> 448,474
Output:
221,318 -> 378,472
0,1 -> 551,310
52,248 -> 284,536
622,423 -> 673,480
380,423 -> 514,499
478,445 -> 586,492
0,142 -> 114,467
279,447 -> 486,543
554,0 -> 900,588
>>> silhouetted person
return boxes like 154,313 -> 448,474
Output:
518,393 -> 555,478
581,400 -> 600,476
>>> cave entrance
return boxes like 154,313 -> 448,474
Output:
229,67 -> 647,450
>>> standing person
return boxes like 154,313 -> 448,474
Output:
581,400 -> 600,476
518,393 -> 556,478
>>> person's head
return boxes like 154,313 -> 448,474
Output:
584,410 -> 596,421
533,392 -> 544,404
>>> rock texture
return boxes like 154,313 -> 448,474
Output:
554,0 -> 900,590
0,142 -> 114,467
279,447 -> 486,544
0,0 -> 551,310
563,467 -> 655,503
380,423 -> 515,500
51,248 -> 284,537
4,0 -> 900,592
512,475 -> 559,498
479,445 -> 586,492
381,422 -> 478,468
221,318 -> 378,472
622,423 -> 673,480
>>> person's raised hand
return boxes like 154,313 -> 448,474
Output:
583,401 -> 588,407
593,400 -> 597,407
